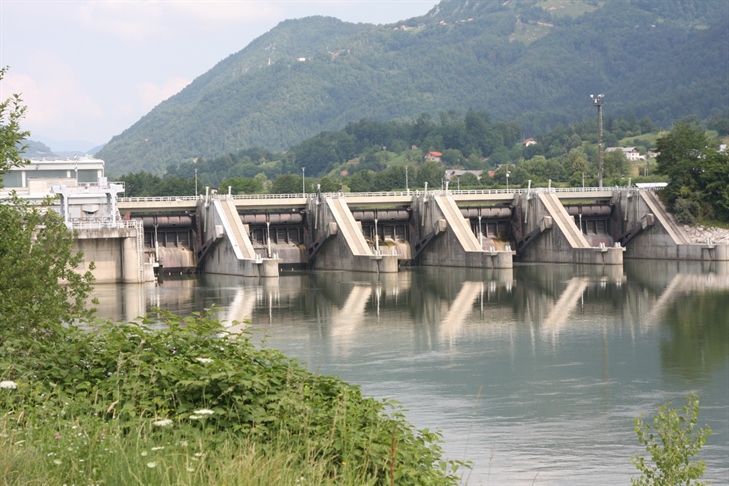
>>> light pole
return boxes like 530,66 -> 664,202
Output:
301,167 -> 305,195
506,170 -> 510,191
194,168 -> 198,197
591,94 -> 605,189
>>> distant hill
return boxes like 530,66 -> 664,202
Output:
22,140 -> 56,159
97,0 -> 729,175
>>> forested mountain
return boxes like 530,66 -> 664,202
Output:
97,0 -> 729,175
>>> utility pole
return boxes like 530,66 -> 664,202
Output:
591,94 -> 605,189
194,168 -> 198,197
301,167 -> 305,195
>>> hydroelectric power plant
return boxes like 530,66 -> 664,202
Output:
2,157 -> 725,283
63,184 -> 727,283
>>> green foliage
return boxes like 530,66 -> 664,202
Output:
271,173 -> 303,194
656,121 -> 729,222
0,311 -> 465,485
0,67 -> 30,180
0,197 -> 96,335
631,394 -> 711,486
220,176 -> 264,195
0,70 -> 95,336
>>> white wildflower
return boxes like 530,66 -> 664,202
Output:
195,357 -> 214,364
141,451 -> 148,456
147,461 -> 156,468
189,415 -> 201,420
0,380 -> 18,389
151,446 -> 165,451
186,467 -> 195,472
53,459 -> 62,465
152,419 -> 173,427
193,409 -> 214,415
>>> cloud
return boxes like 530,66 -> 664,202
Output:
74,1 -> 286,42
136,77 -> 191,111
3,53 -> 104,140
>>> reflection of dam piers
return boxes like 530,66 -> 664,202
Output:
117,187 -> 729,277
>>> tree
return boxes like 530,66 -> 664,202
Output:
0,67 -> 95,335
219,176 -> 264,195
0,196 -> 96,335
271,173 -> 302,194
603,149 -> 631,178
655,122 -> 729,222
417,161 -> 444,189
632,394 -> 711,486
0,66 -> 29,179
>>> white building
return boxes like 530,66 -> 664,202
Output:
605,147 -> 644,161
1,156 -> 106,194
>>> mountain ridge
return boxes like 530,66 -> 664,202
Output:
97,0 -> 729,175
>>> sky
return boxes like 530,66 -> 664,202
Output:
1,0 -> 437,151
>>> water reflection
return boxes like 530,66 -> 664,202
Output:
89,262 -> 729,484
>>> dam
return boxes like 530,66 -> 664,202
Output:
110,186 -> 727,280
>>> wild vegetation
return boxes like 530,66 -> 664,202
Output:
632,394 -> 712,486
96,0 -> 729,174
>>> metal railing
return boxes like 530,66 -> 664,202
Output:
116,185 -> 662,203
67,218 -> 143,230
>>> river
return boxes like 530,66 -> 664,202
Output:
91,260 -> 729,485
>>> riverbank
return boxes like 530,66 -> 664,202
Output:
684,225 -> 729,244
0,312 -> 465,485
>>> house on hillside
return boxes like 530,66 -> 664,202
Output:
425,151 -> 442,162
522,138 -> 537,147
606,146 -> 644,161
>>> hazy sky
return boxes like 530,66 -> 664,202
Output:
1,0 -> 437,150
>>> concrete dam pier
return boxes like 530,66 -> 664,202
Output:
116,187 -> 728,279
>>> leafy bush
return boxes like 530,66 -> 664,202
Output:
0,311 -> 465,485
631,393 -> 711,486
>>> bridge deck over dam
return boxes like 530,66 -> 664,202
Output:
114,187 -> 726,278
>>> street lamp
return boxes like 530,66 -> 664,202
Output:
506,170 -> 510,191
590,93 -> 605,189
301,167 -> 305,195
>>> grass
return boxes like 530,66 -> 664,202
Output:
0,312 -> 466,485
0,416 -> 377,486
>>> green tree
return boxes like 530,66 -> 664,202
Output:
417,161 -> 445,189
220,176 -> 264,194
271,173 -> 303,194
0,68 -> 95,335
117,170 -> 162,197
632,394 -> 711,486
603,149 -> 631,178
0,197 -> 96,335
655,122 -> 728,222
348,170 -> 375,192
0,66 -> 29,179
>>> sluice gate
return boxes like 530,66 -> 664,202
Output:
115,187 -> 729,277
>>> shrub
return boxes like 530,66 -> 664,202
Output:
631,393 -> 711,486
0,310 -> 466,485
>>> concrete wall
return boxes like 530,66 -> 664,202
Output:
516,192 -> 623,265
74,226 -> 154,283
199,199 -> 279,277
310,197 -> 398,273
618,190 -> 729,261
415,194 -> 514,269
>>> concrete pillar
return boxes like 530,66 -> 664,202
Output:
122,236 -> 141,283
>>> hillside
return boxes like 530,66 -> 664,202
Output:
97,0 -> 729,175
